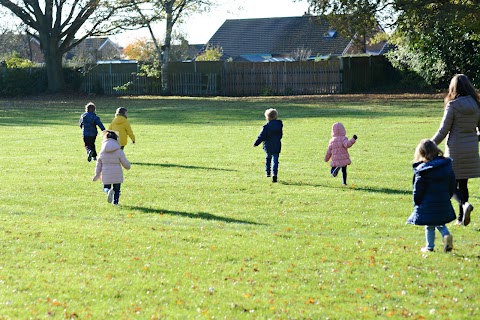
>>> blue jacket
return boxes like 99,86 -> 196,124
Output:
406,156 -> 456,226
254,119 -> 283,154
79,112 -> 105,137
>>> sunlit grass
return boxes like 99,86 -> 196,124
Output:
0,94 -> 478,318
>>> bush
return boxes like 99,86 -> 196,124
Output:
0,67 -> 47,96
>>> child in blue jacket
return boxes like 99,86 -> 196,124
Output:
253,108 -> 283,182
406,139 -> 456,252
79,102 -> 105,162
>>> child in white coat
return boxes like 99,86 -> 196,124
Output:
92,131 -> 131,205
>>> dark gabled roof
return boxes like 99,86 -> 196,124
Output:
206,16 -> 352,59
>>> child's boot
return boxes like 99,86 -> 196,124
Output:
443,234 -> 453,252
462,202 -> 473,226
107,188 -> 115,203
272,176 -> 278,183
332,166 -> 341,177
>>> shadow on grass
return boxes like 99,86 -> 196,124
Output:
280,180 -> 410,195
131,162 -> 237,172
127,206 -> 266,225
0,95 -> 439,127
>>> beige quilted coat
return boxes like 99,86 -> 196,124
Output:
432,95 -> 480,179
93,138 -> 131,184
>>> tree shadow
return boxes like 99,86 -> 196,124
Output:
126,206 -> 266,225
130,162 -> 237,172
279,180 -> 410,195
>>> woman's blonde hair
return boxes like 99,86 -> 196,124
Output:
264,108 -> 278,120
444,74 -> 480,108
413,139 -> 443,163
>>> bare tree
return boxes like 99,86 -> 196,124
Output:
0,0 -> 127,92
124,0 -> 213,95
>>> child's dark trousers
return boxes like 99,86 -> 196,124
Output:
83,136 -> 98,158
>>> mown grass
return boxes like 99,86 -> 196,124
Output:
0,94 -> 478,319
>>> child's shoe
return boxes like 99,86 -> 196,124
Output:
443,234 -> 453,252
272,176 -> 278,183
332,166 -> 341,177
87,150 -> 93,162
462,202 -> 473,226
421,247 -> 433,252
107,189 -> 115,203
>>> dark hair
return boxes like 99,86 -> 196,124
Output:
116,107 -> 128,117
105,130 -> 118,140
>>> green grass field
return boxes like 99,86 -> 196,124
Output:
0,94 -> 478,319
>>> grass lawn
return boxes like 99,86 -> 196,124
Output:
0,94 -> 478,319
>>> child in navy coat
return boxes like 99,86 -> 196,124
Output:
79,102 -> 105,162
406,139 -> 456,252
253,108 -> 283,182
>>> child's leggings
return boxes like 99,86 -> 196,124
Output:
425,225 -> 450,250
104,183 -> 121,204
330,166 -> 348,184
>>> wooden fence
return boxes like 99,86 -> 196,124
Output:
221,60 -> 341,96
81,56 -> 395,96
82,71 -> 162,95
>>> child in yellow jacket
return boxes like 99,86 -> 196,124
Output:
108,107 -> 136,149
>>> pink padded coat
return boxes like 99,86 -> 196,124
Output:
93,138 -> 131,184
324,122 -> 356,167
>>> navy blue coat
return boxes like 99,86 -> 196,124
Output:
79,112 -> 105,137
406,156 -> 456,226
254,119 -> 283,154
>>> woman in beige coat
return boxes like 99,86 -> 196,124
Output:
93,131 -> 131,205
432,74 -> 480,226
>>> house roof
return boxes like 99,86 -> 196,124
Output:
70,37 -> 119,53
206,15 -> 353,60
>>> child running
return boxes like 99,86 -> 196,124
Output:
253,108 -> 283,183
79,102 -> 105,162
108,107 -> 135,150
92,130 -> 131,205
406,139 -> 456,252
324,122 -> 357,185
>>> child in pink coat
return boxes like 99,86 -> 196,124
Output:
324,122 -> 357,185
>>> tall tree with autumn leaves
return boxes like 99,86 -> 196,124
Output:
304,0 -> 480,86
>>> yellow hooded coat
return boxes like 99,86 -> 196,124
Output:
108,115 -> 135,147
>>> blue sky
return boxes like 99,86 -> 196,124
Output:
113,0 -> 310,46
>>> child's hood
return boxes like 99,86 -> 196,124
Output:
413,156 -> 452,177
267,119 -> 283,130
331,122 -> 346,137
102,138 -> 121,153
113,115 -> 127,125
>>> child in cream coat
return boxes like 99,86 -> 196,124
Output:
93,131 -> 131,205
